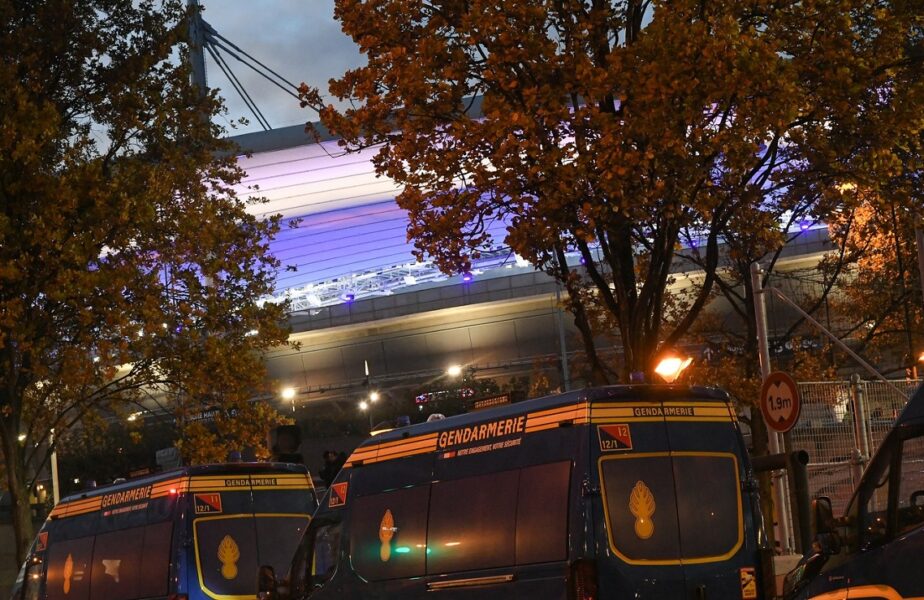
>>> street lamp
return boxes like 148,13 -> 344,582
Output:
359,400 -> 369,411
280,387 -> 296,401
654,353 -> 693,384
446,364 -> 463,378
369,391 -> 380,402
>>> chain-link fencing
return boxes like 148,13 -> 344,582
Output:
791,378 -> 922,513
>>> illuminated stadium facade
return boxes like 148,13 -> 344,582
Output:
232,122 -> 568,312
230,124 -> 835,408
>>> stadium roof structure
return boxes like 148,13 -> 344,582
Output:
230,121 -> 543,314
229,119 -> 830,315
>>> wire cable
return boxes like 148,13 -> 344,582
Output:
206,35 -> 302,103
206,44 -> 271,131
206,26 -> 302,95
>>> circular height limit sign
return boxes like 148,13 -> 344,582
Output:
760,371 -> 802,433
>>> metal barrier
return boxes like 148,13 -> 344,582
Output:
792,378 -> 922,513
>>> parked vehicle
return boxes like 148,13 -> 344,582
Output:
264,385 -> 770,600
11,462 -> 318,600
784,382 -> 924,599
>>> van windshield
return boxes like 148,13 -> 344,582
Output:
600,452 -> 742,563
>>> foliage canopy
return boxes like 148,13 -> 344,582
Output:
302,0 -> 924,382
0,0 -> 290,563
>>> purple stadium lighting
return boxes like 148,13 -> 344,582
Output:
461,272 -> 474,282
342,292 -> 356,303
799,221 -> 811,231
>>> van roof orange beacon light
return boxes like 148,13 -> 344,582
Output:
654,355 -> 693,383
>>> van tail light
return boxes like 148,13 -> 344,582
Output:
569,559 -> 598,600
167,595 -> 187,600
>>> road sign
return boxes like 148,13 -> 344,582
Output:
760,371 -> 802,433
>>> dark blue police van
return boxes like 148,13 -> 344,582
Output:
265,385 -> 770,600
785,382 -> 924,600
11,463 -> 318,600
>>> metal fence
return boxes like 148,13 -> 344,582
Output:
792,378 -> 922,513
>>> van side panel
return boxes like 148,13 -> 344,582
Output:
308,387 -> 760,600
319,417 -> 585,599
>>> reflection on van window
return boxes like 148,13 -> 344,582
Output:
351,486 -> 429,581
898,434 -> 924,535
861,454 -> 891,546
428,470 -> 519,573
254,516 -> 311,582
91,529 -> 144,600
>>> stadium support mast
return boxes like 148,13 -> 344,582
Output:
187,0 -> 208,97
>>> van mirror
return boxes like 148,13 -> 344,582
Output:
257,565 -> 279,600
811,496 -> 835,536
911,490 -> 924,507
783,550 -> 828,598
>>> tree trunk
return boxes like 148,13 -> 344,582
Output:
1,425 -> 35,566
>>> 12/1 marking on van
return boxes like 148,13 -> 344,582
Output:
598,424 -> 633,452
329,482 -> 349,508
194,493 -> 222,514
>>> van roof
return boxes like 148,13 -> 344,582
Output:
362,384 -> 729,448
56,462 -> 309,506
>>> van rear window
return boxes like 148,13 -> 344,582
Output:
427,470 -> 520,573
350,485 -> 430,580
114,522 -> 172,598
194,514 -> 310,597
45,537 -> 94,600
350,461 -> 571,581
673,454 -> 742,560
600,452 -> 742,564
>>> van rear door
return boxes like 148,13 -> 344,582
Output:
663,398 -> 756,600
594,393 -> 757,600
189,471 -> 313,599
595,398 -> 687,598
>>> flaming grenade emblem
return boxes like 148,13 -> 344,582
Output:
379,509 -> 395,562
217,535 -> 240,580
629,480 -> 656,540
63,553 -> 74,594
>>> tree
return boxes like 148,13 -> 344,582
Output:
301,0 -> 924,383
0,0 -> 290,564
823,189 -> 924,373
